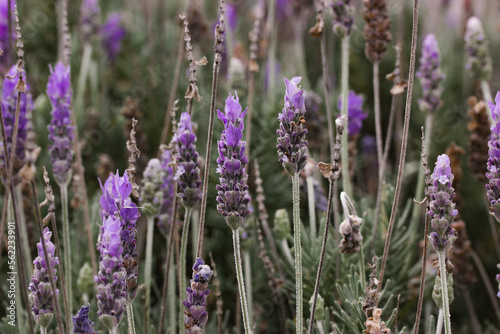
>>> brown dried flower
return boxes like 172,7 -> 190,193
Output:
363,0 -> 392,63
364,308 -> 391,334
467,96 -> 490,181
448,220 -> 476,290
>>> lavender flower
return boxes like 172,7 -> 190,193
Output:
47,61 -> 74,186
417,34 -> 445,114
101,12 -> 126,61
157,148 -> 175,234
95,216 -> 127,331
0,0 -> 14,71
28,227 -> 59,328
486,92 -> 500,222
277,76 -> 308,176
216,92 -> 251,230
173,112 -> 202,209
141,158 -> 164,216
99,171 -> 140,301
72,304 -> 97,334
331,0 -> 354,37
183,257 -> 213,333
80,0 -> 100,43
496,264 -> 500,300
427,154 -> 458,252
464,17 -> 492,81
338,90 -> 368,137
0,65 -> 33,182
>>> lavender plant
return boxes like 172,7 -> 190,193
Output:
101,12 -> 126,61
183,258 -> 213,333
72,304 -> 97,334
486,92 -> 500,222
0,0 -> 14,72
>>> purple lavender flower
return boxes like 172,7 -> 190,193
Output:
277,76 -> 308,176
101,12 -> 126,61
72,304 -> 97,334
95,216 -> 127,331
331,0 -> 354,37
427,154 -> 458,252
464,17 -> 492,81
158,148 -> 175,233
47,61 -> 74,186
173,112 -> 202,209
80,0 -> 100,43
338,90 -> 368,137
99,171 -> 140,301
486,92 -> 500,222
225,3 -> 238,33
496,264 -> 500,300
216,92 -> 250,230
29,227 -> 59,328
0,0 -> 14,72
183,257 -> 213,333
417,34 -> 445,114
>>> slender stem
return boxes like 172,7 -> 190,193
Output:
126,302 -> 136,334
373,61 -> 383,167
481,79 -> 494,125
179,207 -> 193,333
15,185 -> 32,277
320,23 -> 335,161
340,35 -> 351,196
463,290 -> 482,333
413,213 -> 430,334
245,71 -> 256,165
191,210 -> 199,263
243,250 -> 253,321
306,174 -> 317,239
61,185 -> 72,315
74,43 -> 92,125
358,242 -> 366,289
436,309 -> 443,334
280,239 -> 293,264
168,252 -> 177,334
470,250 -> 500,322
437,251 -> 452,334
233,229 -> 252,334
144,216 -> 155,334
307,178 -> 334,334
378,0 -> 420,293
50,214 -> 69,334
292,173 -> 303,334
41,326 -> 48,334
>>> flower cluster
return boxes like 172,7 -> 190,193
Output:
141,158 -> 164,216
173,112 -> 202,209
427,154 -> 458,252
99,171 -> 140,301
486,92 -> 500,222
363,0 -> 392,63
339,214 -> 363,254
72,304 -> 97,334
28,227 -> 59,328
277,77 -> 308,176
303,91 -> 325,152
338,90 -> 368,137
0,0 -> 14,71
183,258 -> 214,333
80,0 -> 100,43
158,148 -> 175,234
417,34 -> 445,114
464,17 -> 492,81
216,92 -> 251,230
101,12 -> 126,61
331,0 -> 354,37
47,61 -> 74,186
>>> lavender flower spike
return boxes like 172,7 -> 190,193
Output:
173,112 -> 202,209
216,92 -> 251,230
29,227 -> 59,328
277,76 -> 308,176
0,0 -> 14,72
464,16 -> 492,81
331,0 -> 354,37
95,216 -> 127,331
338,90 -> 368,137
417,34 -> 445,114
427,154 -> 458,252
101,12 -> 126,61
47,61 -> 75,186
486,92 -> 500,222
72,304 -> 97,334
183,258 -> 213,333
141,158 -> 164,216
157,148 -> 175,235
80,0 -> 100,43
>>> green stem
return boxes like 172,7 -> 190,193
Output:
306,174 -> 317,239
8,199 -> 23,332
144,216 -> 155,334
61,185 -> 72,315
292,173 -> 303,334
14,185 -> 32,278
280,239 -> 293,264
126,302 -> 136,334
481,79 -> 494,125
179,208 -> 193,334
438,251 -> 452,334
233,229 -> 252,334
340,36 -> 351,196
74,43 -> 92,125
109,326 -> 118,334
358,242 -> 366,289
243,249 -> 253,321
41,326 -> 48,334
436,308 -> 443,334
373,61 -> 383,168
168,251 -> 176,334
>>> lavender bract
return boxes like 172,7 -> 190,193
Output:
72,304 -> 97,334
331,0 -> 354,37
173,112 -> 202,209
101,12 -> 126,61
99,171 -> 140,301
47,61 -> 74,186
486,92 -> 500,222
141,158 -> 164,216
417,34 -> 445,114
464,17 -> 492,81
216,92 -> 250,230
427,154 -> 458,252
183,257 -> 213,333
277,76 -> 308,176
28,227 -> 59,328
338,90 -> 368,137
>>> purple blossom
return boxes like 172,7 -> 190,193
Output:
80,0 -> 100,43
173,112 -> 202,209
47,61 -> 74,186
496,264 -> 500,300
417,34 -> 445,114
486,92 -> 500,222
99,171 -> 140,301
338,90 -> 368,137
331,0 -> 354,37
427,154 -> 458,252
158,148 -> 175,234
216,92 -> 250,230
0,65 -> 33,182
95,216 -> 127,331
464,16 -> 492,80
183,257 -> 213,333
277,76 -> 308,175
101,12 -> 126,61
29,227 -> 59,328
0,0 -> 14,72
72,304 -> 97,334
225,3 -> 238,33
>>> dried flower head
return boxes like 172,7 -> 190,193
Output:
468,97 -> 490,181
448,220 -> 476,290
417,34 -> 445,114
363,0 -> 392,63
331,0 -> 354,37
339,192 -> 363,253
363,308 -> 391,334
464,16 -> 492,81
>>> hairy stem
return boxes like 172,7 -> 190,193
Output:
306,174 -> 317,239
373,61 -> 383,167
233,230 -> 252,334
292,173 -> 303,333
179,207 -> 193,333
144,216 -> 155,334
437,251 -> 452,334
413,212 -> 430,334
126,302 -> 136,334
15,184 -> 32,277
340,35 -> 351,196
244,249 -> 253,321
436,309 -> 443,334
481,79 -> 494,125
61,185 -> 72,315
